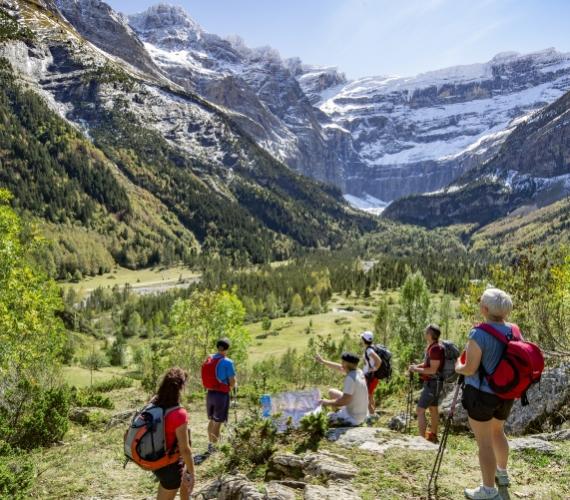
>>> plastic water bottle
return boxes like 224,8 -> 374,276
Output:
260,394 -> 272,418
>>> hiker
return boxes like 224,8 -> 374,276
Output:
360,331 -> 383,415
201,338 -> 236,455
455,288 -> 516,500
315,351 -> 369,426
408,324 -> 445,443
151,368 -> 195,500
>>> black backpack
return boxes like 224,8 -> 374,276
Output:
440,340 -> 460,381
365,345 -> 392,380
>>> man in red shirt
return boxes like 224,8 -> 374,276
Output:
408,324 -> 445,443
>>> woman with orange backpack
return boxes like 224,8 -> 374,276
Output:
150,368 -> 196,500
455,287 -> 543,500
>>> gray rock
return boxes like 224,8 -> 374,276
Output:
303,451 -> 357,480
440,364 -> 570,435
219,475 -> 265,500
509,438 -> 556,454
388,414 -> 408,431
265,482 -> 297,500
105,409 -> 136,430
533,429 -> 570,441
268,451 -> 356,482
303,482 -> 361,500
69,407 -> 95,425
327,426 -> 438,454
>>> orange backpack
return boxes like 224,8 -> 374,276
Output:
124,404 -> 180,471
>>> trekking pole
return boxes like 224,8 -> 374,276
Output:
427,375 -> 464,499
405,372 -> 414,434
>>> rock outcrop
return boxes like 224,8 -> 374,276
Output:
440,364 -> 570,435
327,426 -> 438,454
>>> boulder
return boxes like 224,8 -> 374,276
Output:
303,451 -> 357,480
219,475 -> 265,500
268,451 -> 357,481
387,414 -> 408,431
69,407 -> 95,425
303,482 -> 361,500
265,482 -> 297,500
440,364 -> 570,435
327,426 -> 438,454
509,438 -> 556,454
193,475 -> 265,500
105,409 -> 136,430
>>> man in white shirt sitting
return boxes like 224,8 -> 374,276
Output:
315,351 -> 369,426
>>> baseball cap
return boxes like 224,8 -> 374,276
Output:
341,352 -> 360,364
361,331 -> 374,343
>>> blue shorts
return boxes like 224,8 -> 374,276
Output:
206,390 -> 230,423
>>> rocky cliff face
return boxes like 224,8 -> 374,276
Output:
384,89 -> 570,228
312,49 -> 570,202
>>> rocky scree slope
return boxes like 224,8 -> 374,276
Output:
0,0 -> 375,270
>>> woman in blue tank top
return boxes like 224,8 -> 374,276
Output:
455,288 -> 516,500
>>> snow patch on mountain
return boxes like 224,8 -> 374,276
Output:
344,193 -> 388,215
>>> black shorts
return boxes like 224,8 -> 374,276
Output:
206,390 -> 230,423
462,384 -> 514,422
153,459 -> 183,490
418,379 -> 442,409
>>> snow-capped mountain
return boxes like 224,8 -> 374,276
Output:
27,0 -> 570,215
306,48 -> 570,202
125,4 -> 362,187
0,0 -> 372,266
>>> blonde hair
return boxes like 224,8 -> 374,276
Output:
480,287 -> 513,320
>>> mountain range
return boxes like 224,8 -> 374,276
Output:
1,0 -> 569,276
51,1 -> 570,207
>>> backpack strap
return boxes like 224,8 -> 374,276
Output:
476,323 -> 521,344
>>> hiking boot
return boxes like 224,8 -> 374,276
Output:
495,469 -> 510,487
425,431 -> 439,444
464,485 -> 501,499
193,452 -> 209,465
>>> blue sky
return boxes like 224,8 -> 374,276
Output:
108,0 -> 570,79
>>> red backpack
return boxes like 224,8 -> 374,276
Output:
201,356 -> 230,393
477,323 -> 545,405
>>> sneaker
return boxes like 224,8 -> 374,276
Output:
495,469 -> 510,487
425,431 -> 439,444
464,485 -> 501,499
207,443 -> 217,454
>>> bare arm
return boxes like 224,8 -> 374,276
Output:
315,354 -> 345,373
411,359 -> 441,376
455,339 -> 482,376
228,376 -> 236,389
322,393 -> 353,408
368,350 -> 382,372
175,423 -> 195,492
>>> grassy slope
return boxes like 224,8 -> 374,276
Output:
470,197 -> 570,255
33,382 -> 570,499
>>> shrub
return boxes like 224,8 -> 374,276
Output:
222,415 -> 278,471
294,411 -> 329,453
91,376 -> 133,393
0,381 -> 71,450
0,443 -> 34,499
72,388 -> 114,409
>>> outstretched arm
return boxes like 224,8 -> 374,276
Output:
315,353 -> 345,373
